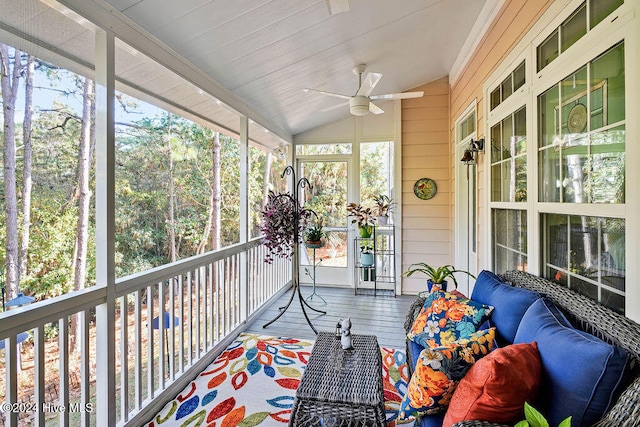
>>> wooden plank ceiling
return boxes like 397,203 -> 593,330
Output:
1,0 -> 492,144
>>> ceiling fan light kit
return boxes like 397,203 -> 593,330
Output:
305,64 -> 424,116
349,96 -> 370,116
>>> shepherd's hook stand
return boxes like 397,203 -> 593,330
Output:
304,244 -> 327,306
263,166 -> 326,334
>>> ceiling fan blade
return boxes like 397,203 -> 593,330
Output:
369,102 -> 384,115
320,101 -> 349,113
356,72 -> 383,97
326,0 -> 350,15
304,88 -> 351,100
370,91 -> 424,100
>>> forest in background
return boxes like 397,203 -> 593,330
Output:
0,44 -> 285,308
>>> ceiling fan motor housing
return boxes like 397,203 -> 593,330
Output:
350,96 -> 369,116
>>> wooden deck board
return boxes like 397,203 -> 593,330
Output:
245,286 -> 417,349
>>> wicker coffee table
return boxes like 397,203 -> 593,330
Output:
289,332 -> 385,426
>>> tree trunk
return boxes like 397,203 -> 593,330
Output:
70,78 -> 94,352
211,132 -> 221,251
197,132 -> 221,254
263,152 -> 272,208
19,55 -> 35,281
168,131 -> 177,263
1,44 -> 22,300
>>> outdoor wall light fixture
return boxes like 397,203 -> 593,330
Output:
460,138 -> 484,179
460,138 -> 485,165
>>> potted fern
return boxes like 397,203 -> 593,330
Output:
403,263 -> 475,292
304,220 -> 326,248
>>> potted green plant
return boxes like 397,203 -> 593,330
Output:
515,402 -> 571,427
304,220 -> 326,248
403,263 -> 476,292
347,202 -> 376,238
373,194 -> 395,226
359,242 -> 374,267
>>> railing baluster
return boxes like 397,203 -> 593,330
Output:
187,270 -> 193,366
135,289 -> 142,410
120,296 -> 129,421
169,276 -> 176,381
146,284 -> 154,399
158,280 -> 165,389
208,262 -> 214,349
178,274 -> 184,373
34,325 -> 45,427
59,316 -> 69,426
195,267 -> 201,359
81,309 -> 91,426
215,260 -> 220,344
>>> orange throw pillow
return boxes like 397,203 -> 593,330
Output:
443,342 -> 541,427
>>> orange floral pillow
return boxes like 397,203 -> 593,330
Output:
399,328 -> 496,419
408,289 -> 494,349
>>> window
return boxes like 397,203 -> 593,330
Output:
543,214 -> 624,314
295,143 -> 352,155
491,106 -> 527,202
487,0 -> 629,313
537,0 -> 624,71
493,209 -> 528,273
538,43 -> 625,204
490,61 -> 525,110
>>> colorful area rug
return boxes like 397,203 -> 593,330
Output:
147,333 -> 414,426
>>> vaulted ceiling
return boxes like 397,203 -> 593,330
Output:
103,0 -> 494,136
2,0 -> 498,144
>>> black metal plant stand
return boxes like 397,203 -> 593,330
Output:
263,166 -> 326,334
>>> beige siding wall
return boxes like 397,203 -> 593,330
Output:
449,1 -> 553,274
401,76 -> 450,294
400,2 -> 554,294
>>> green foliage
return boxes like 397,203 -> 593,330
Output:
515,402 -> 572,427
304,220 -> 325,242
403,263 -> 475,287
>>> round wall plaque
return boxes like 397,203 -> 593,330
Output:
414,178 -> 437,200
567,103 -> 587,133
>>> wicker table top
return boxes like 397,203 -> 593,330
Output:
290,332 -> 385,426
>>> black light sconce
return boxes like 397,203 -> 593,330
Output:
460,138 -> 485,165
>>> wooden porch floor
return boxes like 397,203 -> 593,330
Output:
245,286 -> 417,349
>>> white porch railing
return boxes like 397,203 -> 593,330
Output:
0,238 -> 291,426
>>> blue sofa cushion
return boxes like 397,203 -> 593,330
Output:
514,298 -> 630,426
471,270 -> 541,344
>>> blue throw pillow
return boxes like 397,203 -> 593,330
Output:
514,298 -> 630,426
471,270 -> 541,344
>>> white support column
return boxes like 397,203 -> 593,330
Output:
239,116 -> 249,322
94,29 -> 117,427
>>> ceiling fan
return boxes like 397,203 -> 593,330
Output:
304,64 -> 424,116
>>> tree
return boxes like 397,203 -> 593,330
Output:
70,77 -> 94,352
1,44 -> 23,300
19,54 -> 35,280
198,131 -> 221,253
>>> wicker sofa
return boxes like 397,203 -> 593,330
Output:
403,270 -> 640,427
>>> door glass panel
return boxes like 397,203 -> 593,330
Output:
300,161 -> 348,267
360,142 -> 394,203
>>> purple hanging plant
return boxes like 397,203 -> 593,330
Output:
261,190 -> 312,264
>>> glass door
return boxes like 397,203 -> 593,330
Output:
298,159 -> 351,286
